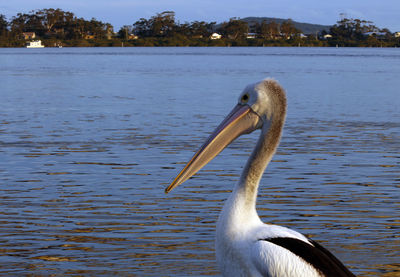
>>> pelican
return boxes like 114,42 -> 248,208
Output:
165,79 -> 355,277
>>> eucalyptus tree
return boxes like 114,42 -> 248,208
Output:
0,14 -> 8,37
218,18 -> 248,40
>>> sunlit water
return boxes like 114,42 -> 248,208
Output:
0,47 -> 399,276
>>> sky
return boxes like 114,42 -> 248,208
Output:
1,0 -> 400,32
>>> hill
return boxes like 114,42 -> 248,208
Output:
239,17 -> 332,34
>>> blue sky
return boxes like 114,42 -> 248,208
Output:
2,0 -> 400,31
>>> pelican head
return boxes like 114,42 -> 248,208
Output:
165,78 -> 286,193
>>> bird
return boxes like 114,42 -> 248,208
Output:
165,79 -> 355,277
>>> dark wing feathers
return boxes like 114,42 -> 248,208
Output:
261,237 -> 356,277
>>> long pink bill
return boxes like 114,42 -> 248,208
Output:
165,104 -> 261,193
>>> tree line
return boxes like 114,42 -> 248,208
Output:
0,9 -> 113,47
326,18 -> 396,47
0,8 -> 399,47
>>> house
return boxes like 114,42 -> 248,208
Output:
210,33 -> 222,40
394,32 -> 400,38
85,34 -> 95,40
323,34 -> 333,39
128,34 -> 138,40
22,32 -> 36,40
246,33 -> 256,39
363,32 -> 386,39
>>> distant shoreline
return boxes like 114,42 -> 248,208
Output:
1,37 -> 397,48
2,9 -> 399,48
1,44 -> 398,48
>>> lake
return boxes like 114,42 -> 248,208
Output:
0,47 -> 399,276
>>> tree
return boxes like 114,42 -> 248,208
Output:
86,18 -> 109,39
258,20 -> 279,39
280,19 -> 300,39
118,25 -> 133,39
149,11 -> 176,37
7,9 -> 114,42
188,21 -> 215,37
105,23 -> 114,39
329,17 -> 380,43
72,17 -> 87,39
37,9 -> 74,35
380,28 -> 393,40
10,13 -> 29,36
133,11 -> 176,37
0,14 -> 8,37
133,18 -> 151,37
219,18 -> 248,40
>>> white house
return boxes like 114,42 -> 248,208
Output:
363,31 -> 386,38
22,32 -> 36,40
210,33 -> 222,40
128,34 -> 139,40
394,32 -> 400,38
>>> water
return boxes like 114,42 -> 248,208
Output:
0,47 -> 399,276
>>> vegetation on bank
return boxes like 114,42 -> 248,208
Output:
0,9 -> 399,47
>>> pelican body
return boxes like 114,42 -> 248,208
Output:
165,79 -> 355,277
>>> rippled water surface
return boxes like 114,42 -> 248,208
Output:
0,47 -> 399,276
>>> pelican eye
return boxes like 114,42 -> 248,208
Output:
241,93 -> 249,104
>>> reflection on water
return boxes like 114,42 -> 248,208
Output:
0,47 -> 399,276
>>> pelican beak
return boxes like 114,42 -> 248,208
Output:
165,104 -> 261,193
